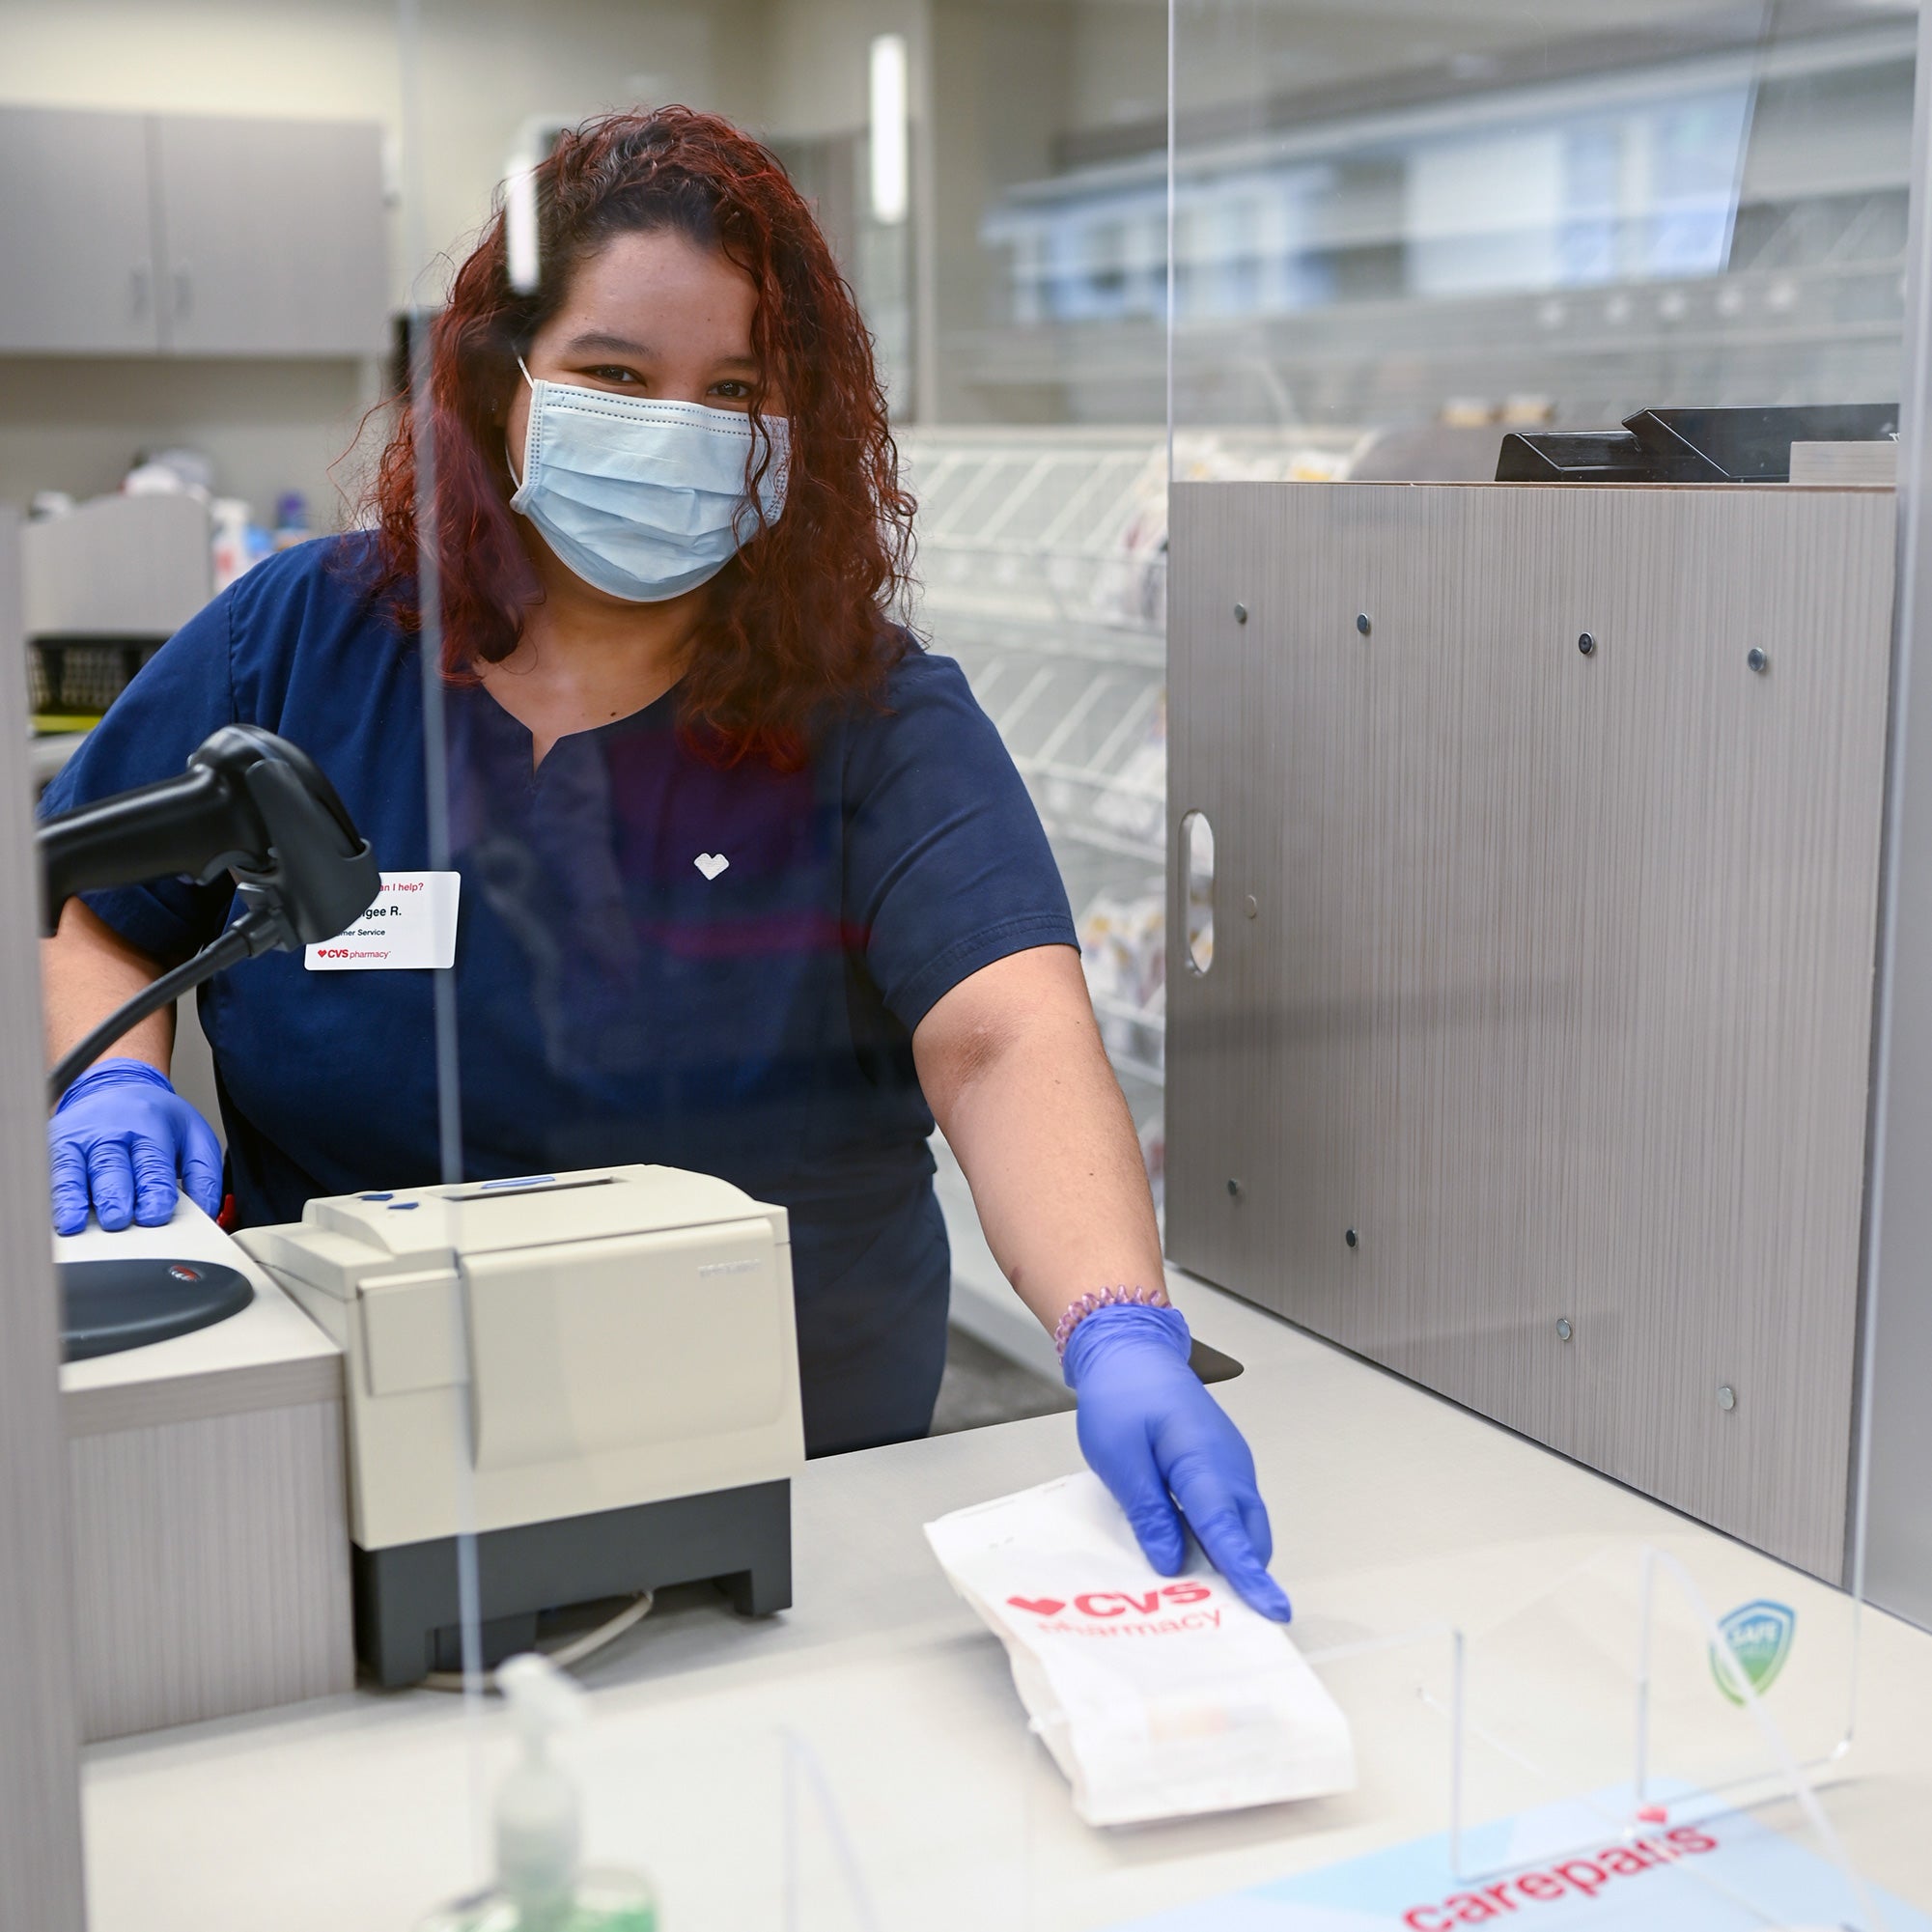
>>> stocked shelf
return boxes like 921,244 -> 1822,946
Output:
905,429 -> 1167,651
902,428 -> 1173,1242
964,652 -> 1166,866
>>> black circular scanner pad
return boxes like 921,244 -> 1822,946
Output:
59,1257 -> 254,1363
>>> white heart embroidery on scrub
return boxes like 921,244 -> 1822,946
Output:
694,853 -> 730,881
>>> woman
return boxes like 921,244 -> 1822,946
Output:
41,109 -> 1288,1618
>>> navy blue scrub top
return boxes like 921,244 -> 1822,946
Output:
41,535 -> 1077,1456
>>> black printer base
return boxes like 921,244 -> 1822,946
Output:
351,1478 -> 792,1688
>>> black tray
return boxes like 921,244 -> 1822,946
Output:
60,1256 -> 254,1362
1498,404 -> 1899,484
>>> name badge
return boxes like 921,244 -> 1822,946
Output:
305,872 -> 460,971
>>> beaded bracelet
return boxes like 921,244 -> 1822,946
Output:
1052,1281 -> 1171,1360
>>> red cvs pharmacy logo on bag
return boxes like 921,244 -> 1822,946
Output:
1005,1582 -> 1220,1638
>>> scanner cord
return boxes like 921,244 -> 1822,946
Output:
47,907 -> 278,1107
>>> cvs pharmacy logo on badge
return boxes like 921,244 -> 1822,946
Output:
1007,1583 -> 1214,1620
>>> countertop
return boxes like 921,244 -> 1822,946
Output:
58,1202 -> 341,1436
77,1266 -> 1932,1929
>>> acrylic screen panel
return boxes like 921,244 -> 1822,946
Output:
1164,0 -> 1917,474
1162,0 -> 1925,1912
1,1 -> 482,1926
383,3 -> 1042,1922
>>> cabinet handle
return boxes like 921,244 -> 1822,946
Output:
130,266 -> 150,319
173,270 -> 191,318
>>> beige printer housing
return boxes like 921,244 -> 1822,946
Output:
238,1163 -> 804,1684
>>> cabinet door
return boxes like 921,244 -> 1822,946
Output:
153,115 -> 387,356
0,107 -> 159,351
1166,482 -> 1894,1582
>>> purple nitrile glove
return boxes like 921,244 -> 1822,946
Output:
49,1058 -> 223,1236
1063,1301 -> 1293,1622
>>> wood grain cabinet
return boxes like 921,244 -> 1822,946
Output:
1166,481 -> 1896,1584
0,104 -> 386,357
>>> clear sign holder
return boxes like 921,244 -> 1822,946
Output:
1433,1539 -> 1878,1925
999,1549 -> 1883,1927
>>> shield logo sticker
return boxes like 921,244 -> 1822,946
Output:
1710,1599 -> 1797,1705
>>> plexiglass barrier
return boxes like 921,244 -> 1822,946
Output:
1160,0 -> 1929,1918
385,0 -> 1030,1922
1166,0 -> 1918,475
29,0 -> 1932,1923
14,0 -> 474,1921
1438,1541 -> 1883,1924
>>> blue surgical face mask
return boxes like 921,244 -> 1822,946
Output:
506,358 -> 789,603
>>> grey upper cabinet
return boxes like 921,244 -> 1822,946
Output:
0,107 -> 159,352
153,115 -> 387,356
0,105 -> 386,358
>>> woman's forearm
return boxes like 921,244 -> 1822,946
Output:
914,946 -> 1164,1334
42,899 -> 173,1074
919,949 -> 1290,1619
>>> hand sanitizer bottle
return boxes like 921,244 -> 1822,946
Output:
416,1654 -> 658,1932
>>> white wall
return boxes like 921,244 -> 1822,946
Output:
928,0 -> 1072,418
1066,0 -> 1165,135
0,0 -> 763,301
760,0 -> 925,139
0,0 -> 766,523
0,0 -> 1140,513
0,357 -> 382,537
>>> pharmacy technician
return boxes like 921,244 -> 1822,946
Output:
40,108 -> 1289,1618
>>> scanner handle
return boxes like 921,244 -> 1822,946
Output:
39,765 -> 256,933
38,724 -> 378,943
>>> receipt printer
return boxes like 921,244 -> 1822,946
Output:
238,1165 -> 804,1687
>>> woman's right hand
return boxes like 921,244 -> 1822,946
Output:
48,1058 -> 223,1235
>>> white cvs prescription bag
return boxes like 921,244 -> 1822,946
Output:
925,1472 -> 1355,1826
305,872 -> 460,971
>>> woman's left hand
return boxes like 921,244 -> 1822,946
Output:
1063,1302 -> 1293,1622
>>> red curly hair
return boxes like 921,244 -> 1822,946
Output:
364,106 -> 915,767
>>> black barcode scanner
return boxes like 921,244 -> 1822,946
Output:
41,725 -> 379,1104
